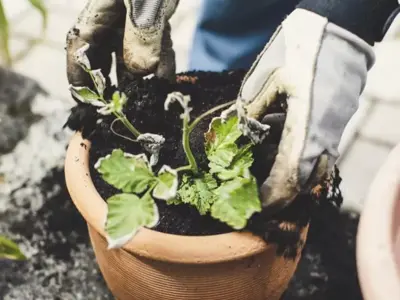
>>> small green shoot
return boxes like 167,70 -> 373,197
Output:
71,43 -> 165,165
70,44 -> 140,137
165,92 -> 198,173
0,236 -> 26,260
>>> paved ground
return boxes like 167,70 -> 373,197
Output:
2,0 -> 399,211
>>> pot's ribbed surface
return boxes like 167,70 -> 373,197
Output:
66,133 -> 308,300
88,224 -> 304,300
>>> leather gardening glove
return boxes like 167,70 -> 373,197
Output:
238,9 -> 375,211
66,0 -> 179,91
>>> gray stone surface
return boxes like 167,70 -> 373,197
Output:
0,67 -> 43,153
0,71 -> 112,299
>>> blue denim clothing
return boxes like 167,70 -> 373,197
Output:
189,0 -> 300,71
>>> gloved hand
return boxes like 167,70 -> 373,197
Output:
238,8 -> 375,211
66,0 -> 179,90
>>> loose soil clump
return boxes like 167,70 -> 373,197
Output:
66,70 -> 342,258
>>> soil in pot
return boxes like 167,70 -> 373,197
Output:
66,70 -> 342,258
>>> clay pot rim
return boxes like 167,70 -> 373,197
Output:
65,132 -> 270,264
356,142 -> 400,299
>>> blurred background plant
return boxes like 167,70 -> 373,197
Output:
0,235 -> 26,260
0,0 -> 47,67
0,0 -> 44,263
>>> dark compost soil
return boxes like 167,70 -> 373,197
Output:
66,70 -> 343,258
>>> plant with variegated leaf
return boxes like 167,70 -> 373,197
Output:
71,44 -> 271,249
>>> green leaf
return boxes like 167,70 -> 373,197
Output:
178,173 -> 218,215
27,0 -> 48,30
95,149 -> 156,194
69,85 -> 103,106
205,116 -> 242,167
97,91 -> 128,115
207,143 -> 238,167
210,143 -> 254,180
211,176 -> 261,230
205,116 -> 242,153
166,197 -> 183,206
153,166 -> 178,200
105,193 -> 158,249
0,236 -> 26,260
111,91 -> 127,113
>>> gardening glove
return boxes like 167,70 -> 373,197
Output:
238,8 -> 375,211
66,0 -> 179,91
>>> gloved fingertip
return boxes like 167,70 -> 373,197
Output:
154,23 -> 176,81
260,181 -> 295,211
301,154 -> 331,192
123,49 -> 159,75
261,113 -> 286,126
155,55 -> 176,81
123,18 -> 160,75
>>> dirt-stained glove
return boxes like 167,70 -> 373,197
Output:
66,0 -> 179,90
238,9 -> 375,211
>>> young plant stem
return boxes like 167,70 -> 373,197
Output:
182,116 -> 198,174
95,91 -> 141,138
176,165 -> 192,172
89,71 -> 141,139
188,100 -> 235,133
179,100 -> 236,175
115,113 -> 141,138
110,119 -> 139,143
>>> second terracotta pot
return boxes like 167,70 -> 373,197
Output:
65,133 -> 308,300
357,143 -> 400,300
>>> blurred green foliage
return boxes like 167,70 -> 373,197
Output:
0,0 -> 47,66
0,235 -> 26,260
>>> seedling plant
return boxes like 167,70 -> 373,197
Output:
70,44 -> 270,249
0,235 -> 26,260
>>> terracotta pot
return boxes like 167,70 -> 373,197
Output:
65,132 -> 308,300
357,143 -> 400,300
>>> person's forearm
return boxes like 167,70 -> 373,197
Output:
297,0 -> 399,44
